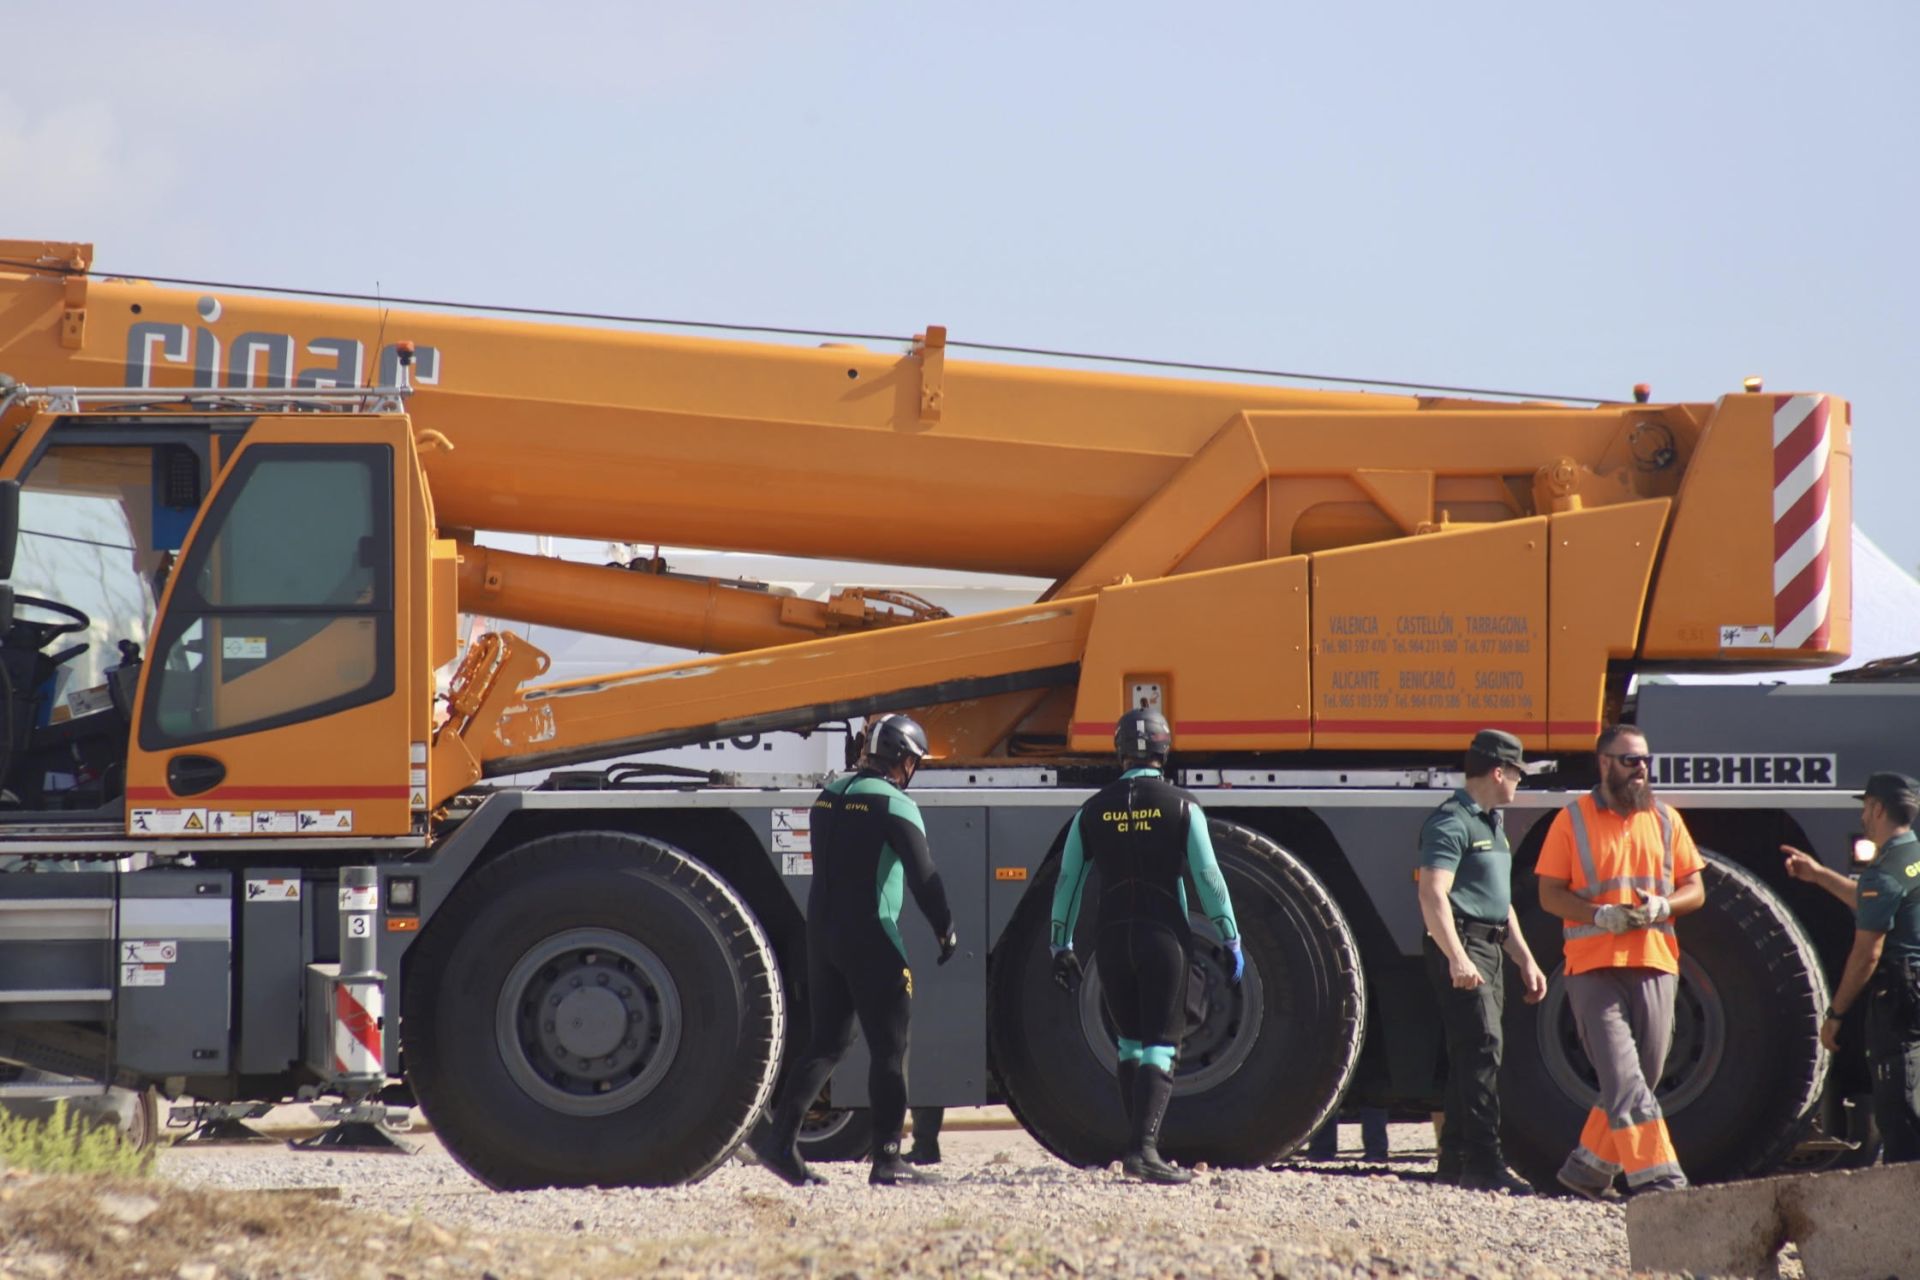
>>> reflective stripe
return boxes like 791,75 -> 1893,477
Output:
1655,804 -> 1675,893
1574,874 -> 1665,902
1568,1144 -> 1623,1177
1567,800 -> 1601,888
1565,921 -> 1676,941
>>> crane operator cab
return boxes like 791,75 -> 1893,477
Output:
0,383 -> 426,831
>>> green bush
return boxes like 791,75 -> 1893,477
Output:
0,1101 -> 155,1177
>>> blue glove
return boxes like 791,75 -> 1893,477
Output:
1224,937 -> 1244,985
1049,945 -> 1083,993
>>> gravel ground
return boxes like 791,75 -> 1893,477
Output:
146,1114 -> 1725,1279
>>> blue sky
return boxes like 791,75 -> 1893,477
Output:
9,2 -> 1917,567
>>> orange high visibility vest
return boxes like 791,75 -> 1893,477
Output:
1535,791 -> 1703,975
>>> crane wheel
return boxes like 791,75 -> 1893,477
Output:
1502,850 -> 1827,1186
400,830 -> 784,1189
988,818 -> 1365,1168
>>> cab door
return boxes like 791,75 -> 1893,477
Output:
123,416 -> 416,839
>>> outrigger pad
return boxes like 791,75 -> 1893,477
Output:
288,1122 -> 415,1154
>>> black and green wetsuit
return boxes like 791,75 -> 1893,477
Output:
1050,767 -> 1238,1065
770,768 -> 954,1151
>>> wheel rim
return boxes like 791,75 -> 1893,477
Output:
1072,927 -> 1266,1095
802,1105 -> 858,1144
496,927 -> 683,1117
1535,953 -> 1725,1116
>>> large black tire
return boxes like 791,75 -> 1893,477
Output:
1503,851 -> 1827,1187
401,831 -> 784,1188
989,819 -> 1365,1167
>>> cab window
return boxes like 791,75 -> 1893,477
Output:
140,445 -> 393,748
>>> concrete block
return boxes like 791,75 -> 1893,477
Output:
1627,1161 -> 1920,1279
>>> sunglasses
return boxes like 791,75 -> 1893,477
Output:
1605,752 -> 1653,769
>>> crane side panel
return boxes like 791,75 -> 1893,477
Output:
1642,394 -> 1850,665
1310,521 -> 1548,750
1068,558 -> 1311,752
1544,500 -> 1670,751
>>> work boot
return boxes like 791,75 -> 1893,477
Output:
870,1139 -> 940,1186
1458,1163 -> 1535,1196
1554,1167 -> 1622,1203
1122,1065 -> 1194,1186
1433,1139 -> 1462,1186
905,1106 -> 944,1165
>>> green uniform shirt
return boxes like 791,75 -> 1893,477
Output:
1857,829 -> 1920,967
1418,788 -> 1511,925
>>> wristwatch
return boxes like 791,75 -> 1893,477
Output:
1824,1005 -> 1844,1022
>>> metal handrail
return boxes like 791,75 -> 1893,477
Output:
0,382 -> 414,415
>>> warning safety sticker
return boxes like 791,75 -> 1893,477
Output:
245,878 -> 301,902
1718,625 -> 1776,648
771,808 -> 811,851
130,809 -> 206,835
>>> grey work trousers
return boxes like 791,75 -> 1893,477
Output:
1561,967 -> 1683,1188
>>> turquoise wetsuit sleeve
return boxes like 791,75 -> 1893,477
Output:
887,791 -> 953,939
1186,806 -> 1238,941
1049,813 -> 1089,948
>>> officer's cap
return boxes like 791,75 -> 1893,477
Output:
1468,728 -> 1529,772
1855,771 -> 1920,809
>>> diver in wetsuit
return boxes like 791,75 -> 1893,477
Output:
753,713 -> 959,1187
1049,707 -> 1241,1184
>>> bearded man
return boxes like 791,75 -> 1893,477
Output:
1534,725 -> 1707,1199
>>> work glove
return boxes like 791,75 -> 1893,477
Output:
1634,889 -> 1672,924
1222,937 -> 1245,986
1593,903 -> 1647,935
1050,945 -> 1083,993
937,928 -> 960,966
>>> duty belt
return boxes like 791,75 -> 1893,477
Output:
1454,915 -> 1509,944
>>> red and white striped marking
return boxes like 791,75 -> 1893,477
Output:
333,981 -> 383,1079
1773,394 -> 1834,650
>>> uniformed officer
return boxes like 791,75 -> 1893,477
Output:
1783,771 -> 1920,1162
1047,707 -> 1240,1184
751,713 -> 960,1187
1417,728 -> 1548,1192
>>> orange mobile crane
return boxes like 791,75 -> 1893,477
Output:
0,239 -> 1873,1188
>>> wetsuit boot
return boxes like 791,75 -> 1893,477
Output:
747,1100 -> 826,1187
1115,1060 -> 1140,1132
1122,1065 -> 1193,1185
870,1137 -> 940,1186
906,1106 -> 944,1165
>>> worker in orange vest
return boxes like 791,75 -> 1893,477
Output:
1534,725 -> 1706,1199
